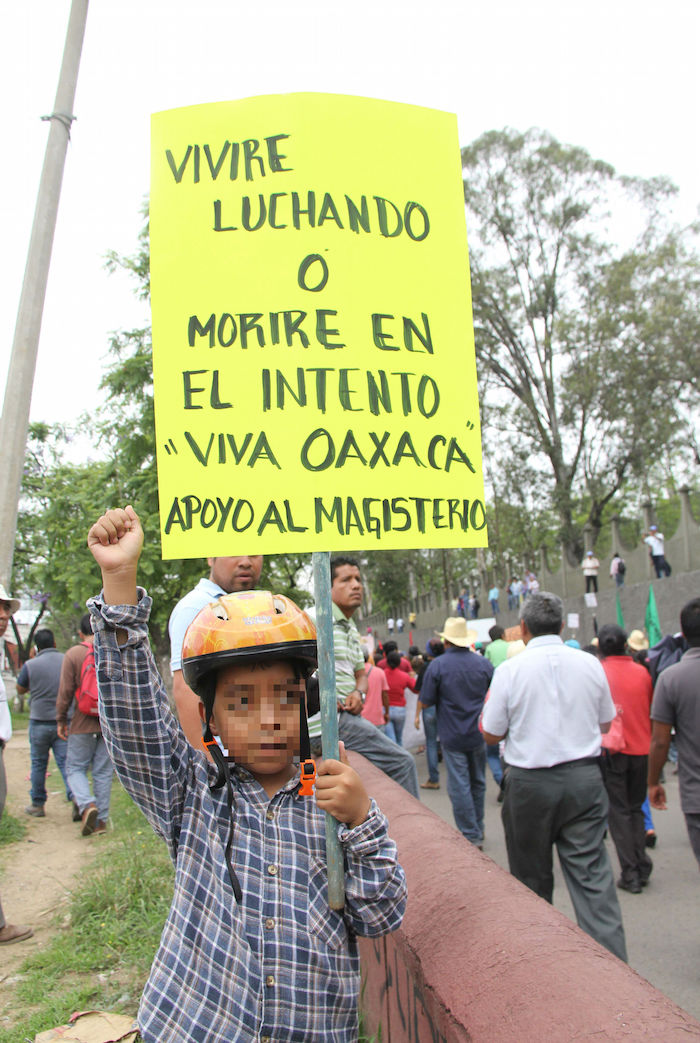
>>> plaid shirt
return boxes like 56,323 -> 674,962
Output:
89,590 -> 406,1043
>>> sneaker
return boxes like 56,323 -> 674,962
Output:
93,820 -> 108,835
81,804 -> 98,836
25,804 -> 45,817
0,923 -> 33,945
420,780 -> 440,790
72,802 -> 82,822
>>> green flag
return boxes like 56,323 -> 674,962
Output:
645,586 -> 663,647
616,591 -> 625,628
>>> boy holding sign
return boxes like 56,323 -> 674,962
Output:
86,505 -> 406,1042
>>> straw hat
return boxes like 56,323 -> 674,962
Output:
627,629 -> 649,652
0,584 -> 20,615
436,617 -> 478,648
506,639 -> 526,658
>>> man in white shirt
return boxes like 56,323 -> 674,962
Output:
482,591 -> 627,961
643,526 -> 671,578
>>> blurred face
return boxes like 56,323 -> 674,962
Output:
0,600 -> 11,638
208,660 -> 303,780
208,555 -> 263,593
331,564 -> 363,618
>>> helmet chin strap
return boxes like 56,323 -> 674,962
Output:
299,697 -> 311,761
298,680 -> 317,797
198,666 -> 316,903
201,699 -> 243,904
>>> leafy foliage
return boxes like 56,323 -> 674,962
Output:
13,136 -> 700,631
463,128 -> 700,558
14,214 -> 312,653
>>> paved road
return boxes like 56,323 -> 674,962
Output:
410,747 -> 700,1021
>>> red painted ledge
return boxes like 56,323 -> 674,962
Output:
349,751 -> 700,1042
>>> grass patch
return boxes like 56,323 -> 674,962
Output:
0,810 -> 27,847
0,784 -> 172,1043
9,709 -> 29,732
0,780 -> 378,1042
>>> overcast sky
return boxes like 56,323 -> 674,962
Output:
1,0 -> 698,430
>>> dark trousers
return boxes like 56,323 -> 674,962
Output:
602,752 -> 652,886
585,575 -> 598,593
502,762 -> 627,961
28,720 -> 71,805
651,554 -> 671,578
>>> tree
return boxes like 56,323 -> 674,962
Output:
14,213 -> 313,658
13,423 -> 113,649
462,128 -> 700,558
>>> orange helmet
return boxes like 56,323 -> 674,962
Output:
182,590 -> 317,699
181,591 -> 318,905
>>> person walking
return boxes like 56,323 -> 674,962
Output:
361,652 -> 389,733
598,625 -> 653,894
414,646 -> 441,790
383,651 -> 416,746
0,585 -> 33,944
482,592 -> 627,961
419,617 -> 493,847
648,598 -> 700,867
610,552 -> 626,588
16,629 -> 69,817
56,614 -> 114,836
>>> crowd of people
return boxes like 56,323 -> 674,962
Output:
364,589 -> 699,964
0,596 -> 113,945
579,527 -> 673,594
0,518 -> 697,1037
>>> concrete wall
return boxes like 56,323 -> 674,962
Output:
363,570 -> 700,650
352,752 -> 700,1042
361,488 -> 699,644
540,487 -> 700,599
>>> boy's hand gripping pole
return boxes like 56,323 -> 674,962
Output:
312,551 -> 345,910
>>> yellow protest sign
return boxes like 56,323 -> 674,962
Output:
150,93 -> 486,557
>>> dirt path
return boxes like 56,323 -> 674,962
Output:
0,729 -> 101,984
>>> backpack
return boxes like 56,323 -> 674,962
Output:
617,559 -> 626,576
75,641 -> 99,717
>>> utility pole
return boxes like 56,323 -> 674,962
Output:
0,0 -> 89,587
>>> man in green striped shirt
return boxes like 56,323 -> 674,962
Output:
307,558 -> 419,798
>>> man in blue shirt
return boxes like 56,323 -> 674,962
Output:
168,555 -> 264,749
419,617 -> 493,847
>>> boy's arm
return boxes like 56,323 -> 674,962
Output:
87,507 -> 199,851
87,506 -> 141,613
337,799 -> 407,937
316,742 -> 406,935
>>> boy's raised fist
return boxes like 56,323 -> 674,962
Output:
87,505 -> 143,576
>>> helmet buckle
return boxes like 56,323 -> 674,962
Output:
298,758 -> 316,796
